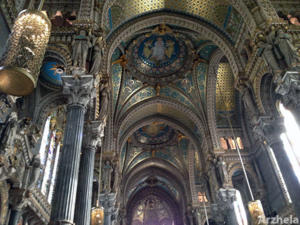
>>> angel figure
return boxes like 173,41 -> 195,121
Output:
90,36 -> 105,75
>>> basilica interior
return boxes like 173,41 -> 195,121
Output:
0,0 -> 300,225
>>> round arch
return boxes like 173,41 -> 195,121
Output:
126,186 -> 184,225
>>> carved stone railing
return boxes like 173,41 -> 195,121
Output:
27,188 -> 51,224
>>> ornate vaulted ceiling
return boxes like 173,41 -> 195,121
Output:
104,0 -> 244,42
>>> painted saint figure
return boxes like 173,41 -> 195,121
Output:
151,37 -> 166,61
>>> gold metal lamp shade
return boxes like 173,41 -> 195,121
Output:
248,200 -> 267,225
91,207 -> 104,225
0,10 -> 51,96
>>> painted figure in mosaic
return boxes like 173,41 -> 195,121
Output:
90,36 -> 105,75
72,30 -> 92,68
102,160 -> 113,193
275,29 -> 300,69
151,37 -> 166,61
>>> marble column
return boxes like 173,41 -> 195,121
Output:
74,121 -> 103,225
270,141 -> 300,218
50,74 -> 94,225
100,193 -> 116,225
8,210 -> 22,225
217,188 -> 248,225
256,116 -> 300,218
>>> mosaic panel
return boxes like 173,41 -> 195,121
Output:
216,63 -> 235,112
198,45 -> 218,60
127,150 -> 152,171
215,62 -> 240,128
174,72 -> 194,99
178,137 -> 189,162
121,86 -> 156,113
127,32 -> 193,85
109,0 -> 244,41
112,63 -> 122,111
159,86 -> 194,109
196,63 -> 207,105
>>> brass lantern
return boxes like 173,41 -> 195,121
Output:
91,206 -> 104,225
248,200 -> 267,225
0,9 -> 51,96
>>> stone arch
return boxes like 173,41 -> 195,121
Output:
206,49 -> 224,149
259,73 -> 278,116
116,97 -> 210,151
118,113 -> 203,206
123,158 -> 189,203
126,186 -> 184,225
104,12 -> 243,78
228,163 -> 260,195
33,92 -> 67,128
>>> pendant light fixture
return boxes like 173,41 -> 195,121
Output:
0,0 -> 51,96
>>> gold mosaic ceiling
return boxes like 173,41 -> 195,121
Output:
113,0 -> 231,28
216,62 -> 235,112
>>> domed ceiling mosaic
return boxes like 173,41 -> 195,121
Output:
127,32 -> 193,85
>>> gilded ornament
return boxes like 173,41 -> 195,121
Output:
0,10 -> 51,96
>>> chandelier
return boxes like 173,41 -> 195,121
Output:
0,0 -> 51,96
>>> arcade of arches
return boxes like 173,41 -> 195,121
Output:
0,0 -> 300,225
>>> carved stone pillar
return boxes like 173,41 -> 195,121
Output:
99,193 -> 116,225
50,75 -> 94,225
255,116 -> 300,218
217,188 -> 247,225
74,121 -> 103,225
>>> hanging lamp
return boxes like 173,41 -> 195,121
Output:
91,147 -> 104,225
0,0 -> 51,96
215,69 -> 267,225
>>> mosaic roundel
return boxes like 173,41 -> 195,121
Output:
40,61 -> 65,87
128,34 -> 193,85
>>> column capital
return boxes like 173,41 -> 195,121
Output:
275,71 -> 300,111
217,188 -> 238,208
62,74 -> 95,109
252,116 -> 284,145
99,193 -> 116,211
83,120 -> 105,149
